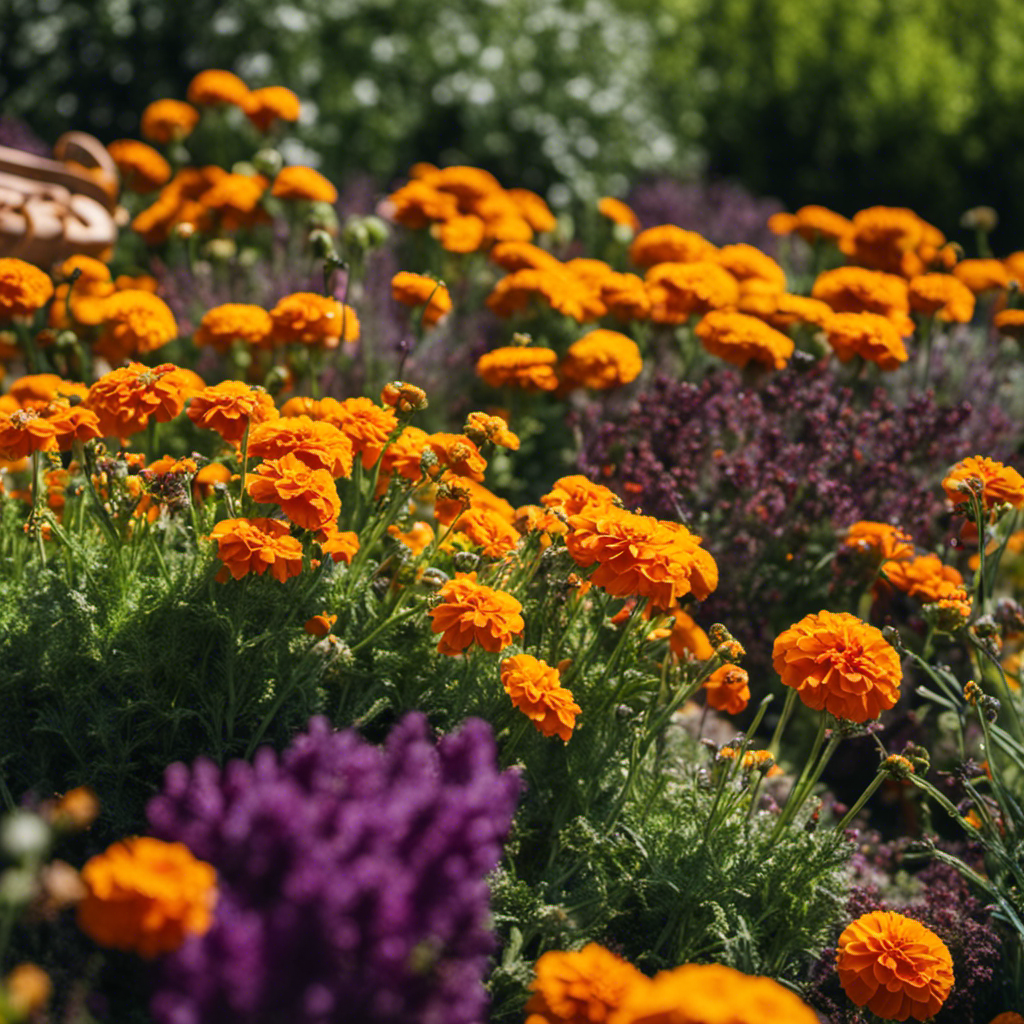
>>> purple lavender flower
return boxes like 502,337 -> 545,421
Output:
147,714 -> 521,1024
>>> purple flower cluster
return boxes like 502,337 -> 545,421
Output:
147,714 -> 521,1024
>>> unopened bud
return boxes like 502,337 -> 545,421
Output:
960,206 -> 998,232
308,229 -> 337,260
252,148 -> 284,178
880,754 -> 915,780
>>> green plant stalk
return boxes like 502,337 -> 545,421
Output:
768,687 -> 798,759
834,771 -> 887,832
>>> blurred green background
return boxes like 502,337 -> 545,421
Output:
3,0 -> 1024,245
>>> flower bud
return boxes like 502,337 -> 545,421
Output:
903,743 -> 930,775
880,754 -> 915,780
252,148 -> 284,178
204,238 -> 237,262
0,811 -> 51,861
308,229 -> 337,260
307,202 -> 340,233
452,551 -> 480,573
5,963 -> 52,1016
363,215 -> 390,246
960,206 -> 998,232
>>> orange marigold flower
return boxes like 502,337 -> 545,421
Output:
186,69 -> 253,109
246,85 -> 301,133
246,452 -> 340,531
882,554 -> 964,604
436,213 -> 488,253
953,258 -> 1010,294
97,290 -> 178,359
391,271 -> 452,326
464,411 -> 520,451
0,258 -> 54,319
598,197 -> 641,234
194,303 -> 273,352
316,526 -> 360,564
645,262 -> 739,323
704,664 -> 751,715
318,397 -> 398,470
669,609 -> 714,661
994,309 -> 1024,340
10,373 -> 86,406
428,572 -> 524,655
388,520 -> 435,555
629,225 -> 714,268
943,455 -> 1024,510
772,610 -> 902,722
435,475 -> 516,526
210,516 -> 304,582
600,272 -> 652,321
779,204 -> 855,245
908,273 -> 976,322
490,241 -> 561,272
714,243 -> 787,295
486,267 -> 605,322
304,613 -> 337,637
379,424 -> 431,482
87,362 -> 197,437
455,506 -> 520,558
839,206 -> 942,278
695,310 -> 794,371
193,462 -> 232,501
425,164 -> 503,205
837,911 -> 953,1021
476,346 -> 560,392
812,266 -> 913,334
45,402 -> 103,450
565,258 -> 618,290
140,99 -> 200,144
507,187 -> 557,233
0,408 -> 58,460
107,139 -> 171,193
823,312 -> 909,371
738,291 -> 833,331
608,962 -> 819,1024
199,173 -> 267,228
843,521 -> 915,565
561,329 -> 643,390
77,837 -> 217,958
386,180 -> 460,229
567,506 -> 718,610
187,380 -> 278,444
248,415 -> 354,478
269,292 -> 359,348
427,432 -> 487,481
542,474 -> 618,517
526,942 -> 644,1024
501,654 -> 580,742
271,165 -> 338,204
279,396 -> 320,418
4,964 -> 52,1016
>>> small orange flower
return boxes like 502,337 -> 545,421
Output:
269,292 -> 359,348
881,554 -> 964,604
87,362 -> 197,437
908,273 -> 976,322
781,204 -> 855,245
738,291 -> 834,331
600,272 -> 652,321
77,837 -> 217,958
812,266 -> 913,335
386,180 -> 460,229
391,272 -> 452,326
427,432 -> 487,481
316,527 -> 359,564
317,397 -> 398,470
839,206 -> 943,278
246,452 -> 341,531
0,258 -> 55,319
823,312 -> 909,371
486,267 -> 605,322
194,303 -> 273,351
187,380 -> 278,444
10,373 -> 86,407
943,455 -> 1024,510
107,140 -> 172,193
541,474 -> 618,517
199,173 -> 267,228
500,654 -> 581,741
491,241 -> 561,273
525,942 -> 645,1024
97,290 -> 178,360
246,86 -> 301,132
476,346 -> 559,391
436,213 -> 487,253
463,411 -> 520,451
597,197 -> 641,234
428,573 -> 524,655
506,187 -> 557,233
714,243 -> 787,295
210,516 -> 304,581
304,613 -> 337,637
953,258 -> 1010,294
695,310 -> 794,370
454,506 -> 521,558
248,416 -> 354,478
629,225 -> 714,268
4,964 -> 52,1016
0,408 -> 59,460
704,664 -> 751,715
388,520 -> 434,556
186,69 -> 253,109
645,262 -> 739,323
379,424 -> 431,483
434,475 -> 516,526
45,402 -> 103,450
561,330 -> 643,390
669,610 -> 714,661
773,610 -> 902,722
140,99 -> 200,144
843,521 -> 915,565
994,309 -> 1024,340
271,165 -> 338,203
837,911 -> 954,1021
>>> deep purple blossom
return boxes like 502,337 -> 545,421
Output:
147,714 -> 521,1024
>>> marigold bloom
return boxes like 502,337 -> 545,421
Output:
669,610 -> 713,661
565,258 -> 618,290
98,290 -> 178,359
487,267 -> 605,322
823,312 -> 909,371
246,85 -> 301,132
994,309 -> 1024,340
186,69 -> 253,109
211,516 -> 304,582
561,330 -> 643,390
391,271 -> 452,326
499,655 -> 579,741
608,962 -> 818,1024
316,527 -> 359,564
429,573 -> 524,655
269,292 -> 359,348
107,139 -> 171,193
435,475 -> 516,526
247,453 -> 340,531
646,262 -> 740,323
87,362 -> 196,437
525,942 -> 645,1024
704,665 -> 751,715
427,432 -> 487,481
476,346 -> 560,391
542,474 -> 618,517
248,416 -> 354,478
629,225 -> 714,268
943,455 -> 1024,510
738,291 -> 833,331
77,837 -> 217,958
436,213 -> 487,253
908,273 -> 975,322
10,373 -> 86,406
455,506 -> 520,558
318,397 -> 398,469
567,506 -> 718,610
0,409 -> 59,460
839,206 -> 942,278
187,381 -> 278,444
772,610 -> 901,722
598,197 -> 641,234
696,309 -> 795,370
379,424 -> 431,483
388,520 -> 434,556
837,911 -> 953,1021
953,258 -> 1010,294
387,180 -> 460,229
882,554 -> 964,604
464,411 -> 519,451
199,173 -> 267,228
0,258 -> 54,319
812,266 -> 913,334
194,303 -> 273,352
46,402 -> 103,450
600,272 -> 652,321
140,99 -> 200,144
507,188 -> 557,233
271,165 -> 338,204
714,243 -> 787,295
843,521 -> 915,565
490,241 -> 561,273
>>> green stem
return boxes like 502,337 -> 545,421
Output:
768,688 -> 798,759
834,771 -> 887,832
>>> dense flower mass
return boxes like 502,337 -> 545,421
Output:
147,714 -> 520,1024
500,654 -> 581,741
772,610 -> 902,721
